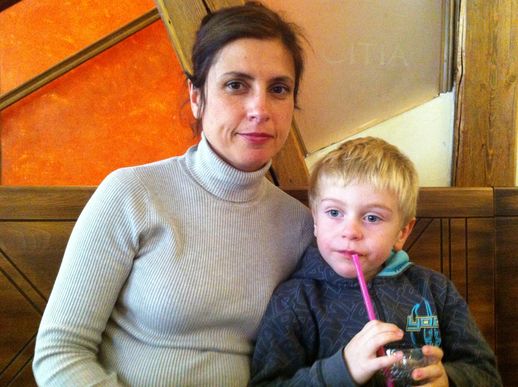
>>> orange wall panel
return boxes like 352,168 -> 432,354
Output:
0,0 -> 156,92
1,20 -> 198,185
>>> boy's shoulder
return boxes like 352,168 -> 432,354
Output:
404,262 -> 461,297
406,262 -> 450,282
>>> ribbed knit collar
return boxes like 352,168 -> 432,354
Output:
185,134 -> 271,202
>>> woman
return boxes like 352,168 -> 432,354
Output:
33,2 -> 314,386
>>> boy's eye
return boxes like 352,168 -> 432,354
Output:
326,209 -> 341,218
364,214 -> 381,223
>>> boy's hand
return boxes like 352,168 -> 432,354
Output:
410,345 -> 449,386
342,320 -> 404,385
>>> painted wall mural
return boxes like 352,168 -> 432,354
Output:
0,0 -> 198,185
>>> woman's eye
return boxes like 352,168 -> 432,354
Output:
226,81 -> 245,91
270,84 -> 290,97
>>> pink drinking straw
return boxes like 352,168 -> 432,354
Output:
352,254 -> 394,387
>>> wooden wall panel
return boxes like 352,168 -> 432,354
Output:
0,187 -> 93,386
406,218 -> 442,273
449,218 -> 467,299
453,0 -> 518,186
0,222 -> 75,300
495,187 -> 518,386
466,218 -> 495,349
0,337 -> 36,387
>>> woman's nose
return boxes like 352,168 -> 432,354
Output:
247,90 -> 270,123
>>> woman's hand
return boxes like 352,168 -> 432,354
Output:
342,320 -> 404,385
410,345 -> 449,386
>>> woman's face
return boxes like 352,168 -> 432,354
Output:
189,38 -> 296,172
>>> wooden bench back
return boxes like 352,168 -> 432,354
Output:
0,186 -> 516,386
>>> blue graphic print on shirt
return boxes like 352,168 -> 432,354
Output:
406,298 -> 442,347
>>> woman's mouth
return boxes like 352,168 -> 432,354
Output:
239,132 -> 273,145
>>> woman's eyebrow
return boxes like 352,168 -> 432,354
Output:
221,71 -> 254,80
221,71 -> 294,85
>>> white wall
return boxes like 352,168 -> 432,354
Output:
305,91 -> 455,187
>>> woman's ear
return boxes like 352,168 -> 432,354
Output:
394,218 -> 416,251
188,80 -> 201,119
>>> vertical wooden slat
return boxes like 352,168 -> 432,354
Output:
466,218 -> 495,348
495,216 -> 518,385
453,0 -> 517,186
449,218 -> 467,299
406,218 -> 442,273
154,0 -> 310,186
495,187 -> 518,386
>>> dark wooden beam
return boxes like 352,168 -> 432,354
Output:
0,0 -> 21,13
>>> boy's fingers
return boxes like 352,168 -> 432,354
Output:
411,363 -> 447,384
421,345 -> 444,361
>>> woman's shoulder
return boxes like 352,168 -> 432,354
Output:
101,155 -> 186,191
264,182 -> 310,212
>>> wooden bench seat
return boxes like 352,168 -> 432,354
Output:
0,186 -> 516,386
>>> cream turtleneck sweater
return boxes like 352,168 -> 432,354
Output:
33,136 -> 314,386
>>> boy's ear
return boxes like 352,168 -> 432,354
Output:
188,80 -> 201,119
394,218 -> 416,251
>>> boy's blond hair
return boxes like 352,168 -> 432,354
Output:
308,137 -> 419,225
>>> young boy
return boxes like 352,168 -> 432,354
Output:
250,137 -> 502,386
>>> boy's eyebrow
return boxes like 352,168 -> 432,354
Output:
320,198 -> 394,213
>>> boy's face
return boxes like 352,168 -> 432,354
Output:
312,182 -> 415,282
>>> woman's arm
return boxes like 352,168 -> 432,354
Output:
33,170 -> 147,386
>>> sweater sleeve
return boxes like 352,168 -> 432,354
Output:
437,279 -> 503,386
33,170 -> 148,386
250,286 -> 356,386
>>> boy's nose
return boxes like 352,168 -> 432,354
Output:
341,220 -> 362,240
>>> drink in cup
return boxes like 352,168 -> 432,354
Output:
385,346 -> 431,386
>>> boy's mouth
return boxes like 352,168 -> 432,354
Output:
338,250 -> 360,259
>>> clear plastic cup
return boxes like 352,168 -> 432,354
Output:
386,347 -> 431,386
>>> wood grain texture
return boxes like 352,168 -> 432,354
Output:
495,190 -> 518,385
495,187 -> 518,216
0,186 -> 94,220
0,337 -> 36,387
0,187 -> 95,385
416,187 -> 493,217
153,0 -> 208,72
453,0 -> 517,186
